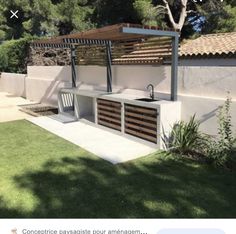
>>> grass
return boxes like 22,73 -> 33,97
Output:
0,120 -> 236,218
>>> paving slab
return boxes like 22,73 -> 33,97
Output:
28,115 -> 157,164
0,92 -> 33,122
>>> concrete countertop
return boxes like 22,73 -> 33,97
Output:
100,93 -> 174,108
60,88 -> 109,98
61,88 -> 177,108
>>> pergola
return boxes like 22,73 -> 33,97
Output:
32,23 -> 179,101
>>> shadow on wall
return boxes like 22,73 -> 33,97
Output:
26,66 -> 73,106
0,154 -> 236,218
199,107 -> 219,125
181,66 -> 236,99
27,66 -> 170,105
179,94 -> 236,136
112,65 -> 169,92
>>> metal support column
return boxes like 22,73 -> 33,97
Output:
71,46 -> 77,88
171,35 -> 179,101
106,41 -> 112,92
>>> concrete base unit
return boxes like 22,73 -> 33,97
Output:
58,88 -> 181,149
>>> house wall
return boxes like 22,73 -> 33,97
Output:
180,58 -> 236,67
0,73 -> 26,97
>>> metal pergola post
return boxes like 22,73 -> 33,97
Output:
71,45 -> 77,88
171,35 -> 179,101
106,41 -> 112,93
121,27 -> 179,101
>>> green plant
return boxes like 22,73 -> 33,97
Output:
207,93 -> 235,167
0,36 -> 37,73
167,115 -> 207,156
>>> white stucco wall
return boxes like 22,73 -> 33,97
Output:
179,66 -> 236,98
0,72 -> 26,97
26,66 -> 72,105
13,64 -> 236,135
179,94 -> 236,135
77,65 -> 236,99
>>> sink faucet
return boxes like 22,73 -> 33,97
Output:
147,84 -> 154,99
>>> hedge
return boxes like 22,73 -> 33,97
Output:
0,37 -> 36,74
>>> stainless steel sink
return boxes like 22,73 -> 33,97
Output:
135,98 -> 159,102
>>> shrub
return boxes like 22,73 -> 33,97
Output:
0,36 -> 36,73
207,94 -> 235,167
166,94 -> 235,169
167,115 -> 207,156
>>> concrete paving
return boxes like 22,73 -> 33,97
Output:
28,115 -> 157,164
0,92 -> 33,122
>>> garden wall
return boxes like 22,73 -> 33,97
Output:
26,66 -> 72,106
1,64 -> 236,135
25,65 -> 236,135
0,72 -> 26,97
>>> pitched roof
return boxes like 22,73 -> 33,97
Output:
180,32 -> 236,58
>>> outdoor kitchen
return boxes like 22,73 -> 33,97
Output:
32,23 -> 181,149
58,86 -> 181,148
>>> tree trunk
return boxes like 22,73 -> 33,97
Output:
162,0 -> 188,31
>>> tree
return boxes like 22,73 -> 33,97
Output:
133,0 -> 166,27
0,0 -> 58,40
92,0 -> 139,27
0,0 -> 95,40
202,4 -> 236,34
161,0 -> 189,31
134,0 -> 196,32
134,0 -> 235,36
56,0 -> 94,35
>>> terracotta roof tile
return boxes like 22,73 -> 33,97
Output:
180,32 -> 236,57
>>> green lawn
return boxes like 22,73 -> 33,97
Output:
0,120 -> 236,218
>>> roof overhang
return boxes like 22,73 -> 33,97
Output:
32,23 -> 179,47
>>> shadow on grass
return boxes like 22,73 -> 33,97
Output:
1,153 -> 236,218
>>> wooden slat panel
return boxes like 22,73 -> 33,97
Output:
125,128 -> 157,143
112,60 -> 163,65
125,111 -> 156,122
114,40 -> 172,48
97,99 -> 121,107
98,115 -> 121,124
115,38 -> 171,46
97,98 -> 121,132
98,119 -> 121,131
113,57 -> 163,62
124,103 -> 157,143
125,105 -> 157,115
98,109 -> 121,119
125,116 -> 156,129
120,53 -> 171,59
131,44 -> 172,51
97,105 -> 121,113
125,122 -> 156,135
113,44 -> 172,52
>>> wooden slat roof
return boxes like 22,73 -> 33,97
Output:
32,23 -> 179,66
33,23 -> 176,44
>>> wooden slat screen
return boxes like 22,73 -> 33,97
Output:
76,37 -> 173,66
125,104 -> 157,143
97,99 -> 122,131
77,44 -> 106,66
112,37 -> 172,65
